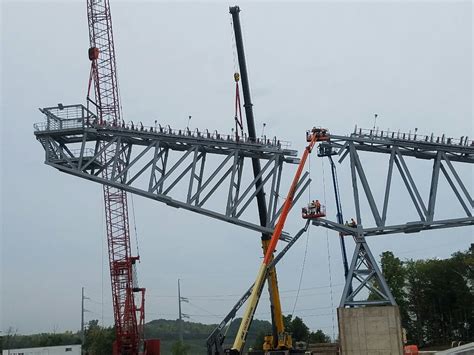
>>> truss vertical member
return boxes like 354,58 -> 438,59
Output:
226,128 -> 329,355
87,0 -> 144,353
229,5 -> 286,349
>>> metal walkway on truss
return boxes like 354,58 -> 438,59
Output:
34,104 -> 309,240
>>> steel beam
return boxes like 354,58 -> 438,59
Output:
34,104 -> 305,239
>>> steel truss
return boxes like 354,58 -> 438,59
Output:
315,128 -> 473,307
34,104 -> 308,240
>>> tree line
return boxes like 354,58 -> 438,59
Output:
2,246 -> 470,353
379,245 -> 473,348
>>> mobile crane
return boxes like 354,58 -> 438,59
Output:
229,6 -> 292,352
225,127 -> 329,355
228,7 -> 330,353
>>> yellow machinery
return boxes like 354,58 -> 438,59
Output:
226,128 -> 329,354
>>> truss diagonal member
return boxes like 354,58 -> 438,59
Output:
81,137 -> 118,171
50,139 -> 75,168
191,153 -> 235,206
113,141 -> 157,183
267,158 -> 283,226
104,142 -> 132,181
110,137 -> 124,179
151,147 -> 169,195
234,158 -> 279,219
350,143 -> 383,227
229,156 -> 276,217
394,148 -> 428,217
348,271 -> 375,301
349,144 -> 362,224
340,235 -> 395,307
125,158 -> 154,186
337,142 -> 350,163
187,147 -> 203,203
427,152 -> 442,222
226,151 -> 244,216
393,152 -> 426,222
193,152 -> 207,206
150,147 -> 195,193
439,164 -> 472,217
381,149 -> 396,225
442,152 -> 474,208
163,151 -> 205,196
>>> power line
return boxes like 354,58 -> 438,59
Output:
146,283 -> 345,299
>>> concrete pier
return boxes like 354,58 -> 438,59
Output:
338,306 -> 404,355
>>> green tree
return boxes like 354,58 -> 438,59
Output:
290,316 -> 309,342
171,340 -> 190,355
308,329 -> 331,343
378,247 -> 474,347
281,315 -> 310,342
251,330 -> 266,350
83,320 -> 115,355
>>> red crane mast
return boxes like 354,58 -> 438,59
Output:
86,0 -> 144,353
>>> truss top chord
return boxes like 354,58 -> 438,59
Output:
352,127 -> 473,147
35,104 -> 297,159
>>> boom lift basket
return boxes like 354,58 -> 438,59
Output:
306,127 -> 329,142
302,203 -> 326,219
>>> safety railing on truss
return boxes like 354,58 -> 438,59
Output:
352,126 -> 473,147
88,121 -> 290,150
34,104 -> 97,132
138,124 -> 291,150
35,103 -> 290,150
47,147 -> 96,161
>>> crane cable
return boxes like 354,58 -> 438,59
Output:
229,15 -> 238,74
321,158 -> 336,340
291,155 -> 312,315
229,15 -> 244,140
130,193 -> 141,259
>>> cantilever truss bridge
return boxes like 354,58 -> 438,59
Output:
34,104 -> 474,309
34,104 -> 309,240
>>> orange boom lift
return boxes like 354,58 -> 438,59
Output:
226,127 -> 329,354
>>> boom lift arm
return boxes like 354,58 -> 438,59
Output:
206,221 -> 310,355
328,155 -> 351,283
226,128 -> 328,354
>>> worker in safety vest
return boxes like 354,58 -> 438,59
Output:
350,218 -> 357,227
315,200 -> 321,214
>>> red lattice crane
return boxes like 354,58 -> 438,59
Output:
86,0 -> 145,353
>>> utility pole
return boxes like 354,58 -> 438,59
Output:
81,287 -> 85,345
81,287 -> 89,347
178,279 -> 183,343
177,279 -> 189,344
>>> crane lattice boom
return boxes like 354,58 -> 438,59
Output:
87,0 -> 144,353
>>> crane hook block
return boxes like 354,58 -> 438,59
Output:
88,47 -> 99,61
234,72 -> 240,82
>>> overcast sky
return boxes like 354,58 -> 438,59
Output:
1,0 -> 472,341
